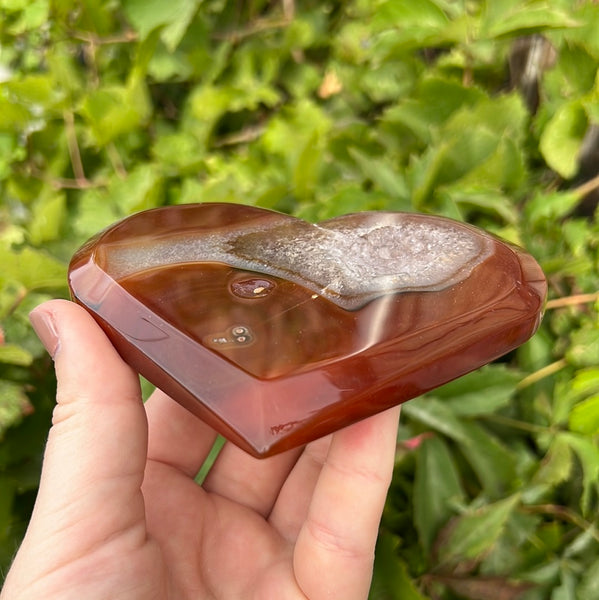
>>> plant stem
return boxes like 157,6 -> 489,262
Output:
522,504 -> 599,543
545,292 -> 599,310
480,414 -> 548,434
573,172 -> 599,199
107,143 -> 128,179
516,359 -> 568,390
63,109 -> 88,186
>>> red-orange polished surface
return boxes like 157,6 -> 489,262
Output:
68,203 -> 546,457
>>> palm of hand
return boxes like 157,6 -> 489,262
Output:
142,447 -> 309,599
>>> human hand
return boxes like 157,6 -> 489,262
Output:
1,299 -> 400,600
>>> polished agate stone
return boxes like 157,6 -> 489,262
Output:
68,203 -> 546,457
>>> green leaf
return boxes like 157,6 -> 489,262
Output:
122,0 -> 201,50
372,0 -> 449,30
382,77 -> 485,144
27,192 -> 66,245
402,397 -> 470,445
2,73 -> 63,118
410,94 -> 527,206
348,147 -> 407,199
0,344 -> 33,366
306,185 -> 393,220
555,43 -> 599,99
457,420 -> 519,497
569,394 -> 599,435
431,364 -> 520,417
451,135 -> 527,193
567,2 -> 599,59
414,436 -> 464,553
566,326 -> 599,369
438,494 -> 521,563
403,398 -> 518,496
80,81 -> 151,146
532,435 -> 573,488
261,100 -> 331,185
539,100 -> 588,178
369,0 -> 456,49
186,84 -> 234,144
577,557 -> 599,600
563,368 -> 599,405
370,531 -> 430,600
0,381 -> 31,437
293,131 -> 323,201
0,246 -> 66,290
72,189 -> 122,240
552,567 -> 578,600
360,60 -> 417,104
440,188 -> 520,225
559,432 -> 599,514
437,575 -> 535,600
483,4 -> 580,38
0,93 -> 35,132
6,0 -> 49,35
108,164 -> 163,215
152,131 -> 205,175
524,190 -> 582,224
0,473 -> 16,561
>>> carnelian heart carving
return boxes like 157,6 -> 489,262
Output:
68,203 -> 546,457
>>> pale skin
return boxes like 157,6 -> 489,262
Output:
1,300 -> 400,600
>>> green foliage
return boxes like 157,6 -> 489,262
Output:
1,0 -> 599,597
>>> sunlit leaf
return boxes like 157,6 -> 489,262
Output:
524,191 -> 581,224
566,327 -> 599,369
6,0 -> 49,35
293,131 -> 323,201
123,0 -> 202,50
0,246 -> 66,290
27,192 -> 66,245
80,81 -> 152,146
0,344 -> 33,366
569,395 -> 599,435
483,5 -> 580,38
539,100 -> 588,178
108,164 -> 164,215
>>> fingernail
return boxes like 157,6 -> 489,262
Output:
29,308 -> 60,359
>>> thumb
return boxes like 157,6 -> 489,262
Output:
26,299 -> 148,543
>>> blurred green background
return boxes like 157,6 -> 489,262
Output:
1,1 -> 599,598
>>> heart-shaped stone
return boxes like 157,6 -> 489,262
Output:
68,203 -> 546,457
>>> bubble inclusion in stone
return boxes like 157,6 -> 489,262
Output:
229,277 -> 276,299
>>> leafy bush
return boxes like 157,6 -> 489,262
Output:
1,1 -> 599,598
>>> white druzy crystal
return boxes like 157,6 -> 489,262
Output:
103,212 -> 493,310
